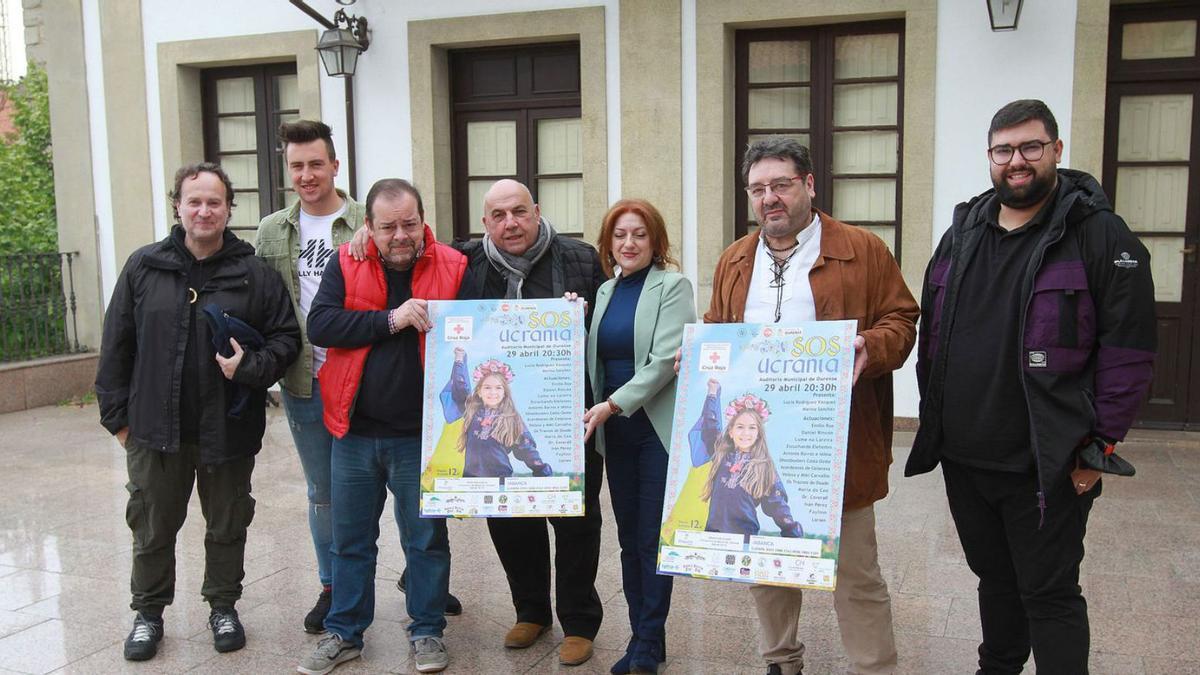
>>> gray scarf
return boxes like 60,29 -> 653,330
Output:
482,217 -> 556,299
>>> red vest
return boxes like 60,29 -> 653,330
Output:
320,225 -> 467,438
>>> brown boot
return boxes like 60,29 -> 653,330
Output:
559,636 -> 594,666
504,622 -> 549,649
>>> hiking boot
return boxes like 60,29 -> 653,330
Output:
123,612 -> 163,661
297,632 -> 362,675
398,568 -> 463,616
304,588 -> 332,634
412,635 -> 449,673
208,606 -> 246,653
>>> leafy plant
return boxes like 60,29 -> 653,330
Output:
0,62 -> 57,254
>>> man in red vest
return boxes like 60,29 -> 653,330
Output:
297,179 -> 472,675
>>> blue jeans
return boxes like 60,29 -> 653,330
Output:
604,409 -> 673,642
325,432 -> 449,647
281,379 -> 334,586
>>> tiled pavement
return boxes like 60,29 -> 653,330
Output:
0,403 -> 1198,674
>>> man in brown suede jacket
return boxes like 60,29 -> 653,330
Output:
705,138 -> 918,675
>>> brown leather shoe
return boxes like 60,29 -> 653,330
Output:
559,636 -> 594,666
504,622 -> 549,649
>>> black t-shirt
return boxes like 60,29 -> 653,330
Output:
176,236 -> 232,445
940,189 -> 1059,473
348,267 -> 425,437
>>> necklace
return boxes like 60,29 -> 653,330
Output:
766,246 -> 799,323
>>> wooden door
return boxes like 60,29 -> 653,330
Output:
1104,3 -> 1200,428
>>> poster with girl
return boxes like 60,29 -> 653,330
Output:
419,298 -> 586,518
658,320 -> 857,591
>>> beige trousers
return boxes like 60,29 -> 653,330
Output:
749,505 -> 897,675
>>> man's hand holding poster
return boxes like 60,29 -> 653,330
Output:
659,320 -> 856,591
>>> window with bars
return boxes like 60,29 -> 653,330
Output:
735,21 -> 904,259
450,43 -> 583,239
201,63 -> 300,233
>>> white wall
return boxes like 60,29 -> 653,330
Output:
139,0 -> 352,242
932,0 -> 1080,245
108,0 -> 1091,419
882,0 -> 1082,420
133,0 -> 620,243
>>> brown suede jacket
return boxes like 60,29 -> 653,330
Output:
704,211 -> 919,510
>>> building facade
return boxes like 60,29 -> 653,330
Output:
24,0 -> 1200,426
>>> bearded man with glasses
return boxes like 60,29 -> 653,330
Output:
906,99 -> 1156,674
704,137 -> 918,675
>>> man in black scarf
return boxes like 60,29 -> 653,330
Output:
457,179 -> 608,666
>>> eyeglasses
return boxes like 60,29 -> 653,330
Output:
988,139 -> 1055,165
745,175 -> 806,200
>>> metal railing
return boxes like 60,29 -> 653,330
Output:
0,252 -> 83,363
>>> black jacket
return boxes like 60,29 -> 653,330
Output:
455,235 -> 608,325
456,234 -> 608,414
907,170 -> 1156,502
95,227 -> 300,463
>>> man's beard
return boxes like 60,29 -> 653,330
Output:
382,240 -> 425,271
994,167 -> 1057,209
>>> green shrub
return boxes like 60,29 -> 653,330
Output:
0,63 -> 57,255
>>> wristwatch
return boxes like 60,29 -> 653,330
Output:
607,397 -> 623,415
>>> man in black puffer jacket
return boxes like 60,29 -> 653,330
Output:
907,100 -> 1156,675
95,162 -> 299,663
457,179 -> 608,666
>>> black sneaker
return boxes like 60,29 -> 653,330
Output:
304,589 -> 332,634
398,568 -> 464,616
123,612 -> 163,661
208,606 -> 246,653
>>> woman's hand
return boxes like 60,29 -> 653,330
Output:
562,291 -> 587,312
582,401 -> 615,442
707,378 -> 720,396
454,346 -> 466,363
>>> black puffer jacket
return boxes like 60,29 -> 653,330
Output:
455,232 -> 608,324
95,227 -> 300,463
907,170 -> 1156,503
456,229 -> 607,413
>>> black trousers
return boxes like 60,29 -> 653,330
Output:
486,445 -> 604,639
942,459 -> 1099,675
125,443 -> 256,613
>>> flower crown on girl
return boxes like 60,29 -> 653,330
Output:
473,359 -> 515,384
724,393 -> 770,422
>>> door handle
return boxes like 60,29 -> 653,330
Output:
1182,246 -> 1196,255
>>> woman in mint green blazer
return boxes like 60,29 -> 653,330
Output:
582,199 -> 695,675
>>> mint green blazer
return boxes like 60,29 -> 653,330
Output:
586,266 -> 696,456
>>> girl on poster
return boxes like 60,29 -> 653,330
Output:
691,379 -> 804,538
440,347 -> 553,478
